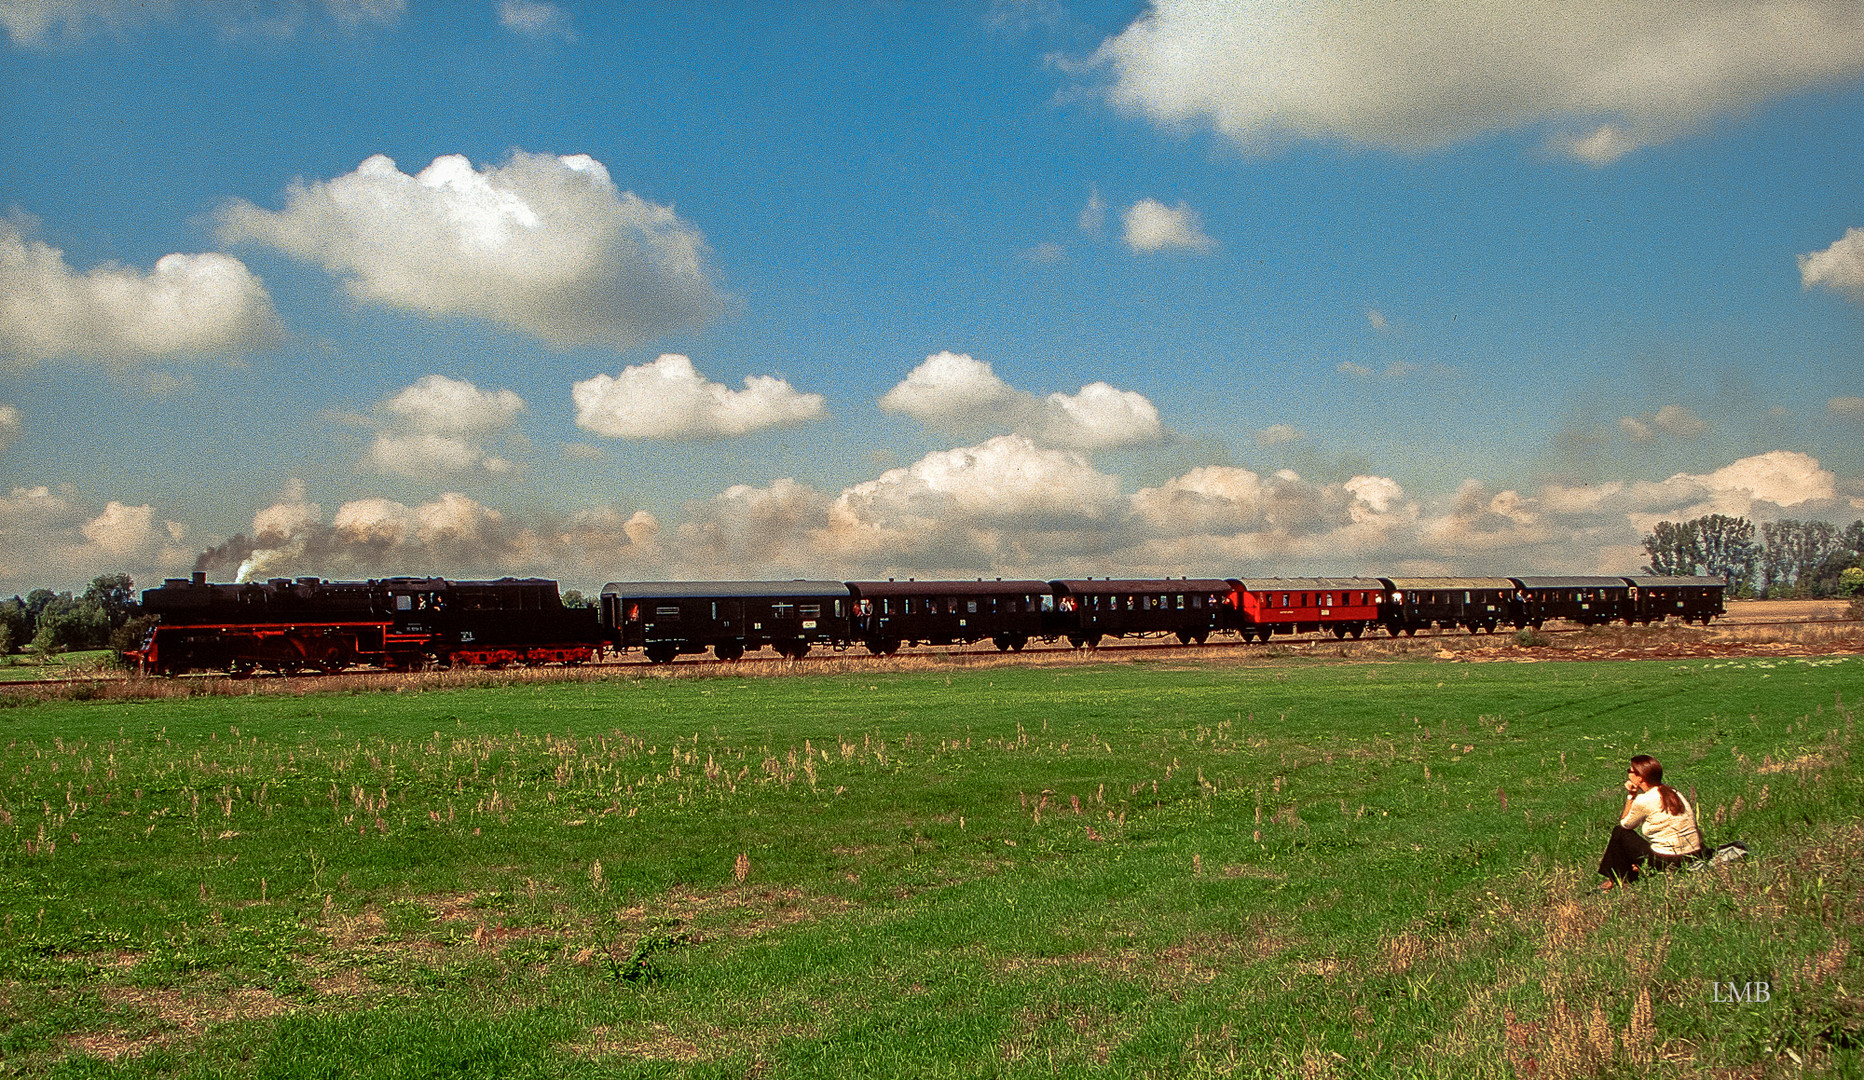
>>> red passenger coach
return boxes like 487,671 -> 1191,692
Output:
1235,578 -> 1383,642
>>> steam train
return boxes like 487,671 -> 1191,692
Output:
128,570 -> 1726,675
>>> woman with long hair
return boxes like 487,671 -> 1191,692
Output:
1598,754 -> 1703,889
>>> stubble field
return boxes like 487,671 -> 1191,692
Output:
0,650 -> 1859,1078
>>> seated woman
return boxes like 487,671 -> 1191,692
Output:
1598,754 -> 1703,889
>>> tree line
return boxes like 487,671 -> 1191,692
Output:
0,573 -> 153,659
1642,515 -> 1864,598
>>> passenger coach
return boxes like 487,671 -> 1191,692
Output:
1235,578 -> 1384,642
1046,578 -> 1236,648
600,581 -> 852,663
846,579 -> 1050,655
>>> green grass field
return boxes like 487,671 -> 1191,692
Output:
0,650 -> 118,684
1,655 -> 1859,1078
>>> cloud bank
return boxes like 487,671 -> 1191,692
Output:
219,152 -> 724,347
572,354 -> 826,439
0,218 -> 283,368
166,447 -> 1857,596
1097,0 -> 1864,161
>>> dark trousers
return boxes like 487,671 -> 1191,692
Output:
1598,826 -> 1697,881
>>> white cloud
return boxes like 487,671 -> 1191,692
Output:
1337,361 -> 1373,377
1618,404 -> 1707,442
1366,309 -> 1388,331
1096,0 -> 1864,161
0,404 -> 18,451
362,375 -> 524,479
497,0 -> 573,39
0,484 -> 192,594
1699,450 -> 1834,508
1830,395 -> 1864,419
0,218 -> 283,368
879,351 -> 1163,450
572,354 -> 826,439
1121,198 -> 1215,252
218,152 -> 724,348
879,351 -> 1020,421
381,374 -> 524,437
1042,383 -> 1162,449
1801,226 -> 1864,299
1256,424 -> 1302,446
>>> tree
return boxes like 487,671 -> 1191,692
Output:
0,599 -> 26,655
31,601 -> 107,655
1642,520 -> 1703,576
1643,515 -> 1756,590
1697,514 -> 1758,590
560,589 -> 593,609
83,573 -> 137,625
1840,567 -> 1864,597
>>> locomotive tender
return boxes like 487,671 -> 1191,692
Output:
130,570 -> 1726,674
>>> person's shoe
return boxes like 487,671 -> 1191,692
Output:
1599,880 -> 1616,891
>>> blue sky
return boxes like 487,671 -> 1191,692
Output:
2,0 -> 1861,594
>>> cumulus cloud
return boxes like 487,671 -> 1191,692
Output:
1096,0 -> 1864,161
218,152 -> 724,348
0,404 -> 18,451
0,218 -> 283,368
879,351 -> 1163,450
361,375 -> 525,479
572,354 -> 825,440
497,0 -> 573,39
1801,226 -> 1864,299
1618,404 -> 1707,442
1121,198 -> 1215,252
0,0 -> 400,44
0,484 -> 192,594
193,481 -> 663,584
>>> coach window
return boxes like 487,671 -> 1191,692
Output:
800,604 -> 821,618
655,606 -> 681,620
967,600 -> 978,614
771,602 -> 795,619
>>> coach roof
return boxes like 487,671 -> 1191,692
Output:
1382,577 -> 1517,590
601,581 -> 851,599
1048,578 -> 1237,593
1236,577 -> 1383,591
846,579 -> 1050,597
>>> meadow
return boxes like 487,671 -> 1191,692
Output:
0,654 -> 1858,1078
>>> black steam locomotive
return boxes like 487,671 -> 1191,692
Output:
131,572 -> 605,676
130,570 -> 1726,675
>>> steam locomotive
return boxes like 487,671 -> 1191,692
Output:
129,570 -> 1726,675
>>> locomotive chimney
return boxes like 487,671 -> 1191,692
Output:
192,571 -> 207,586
